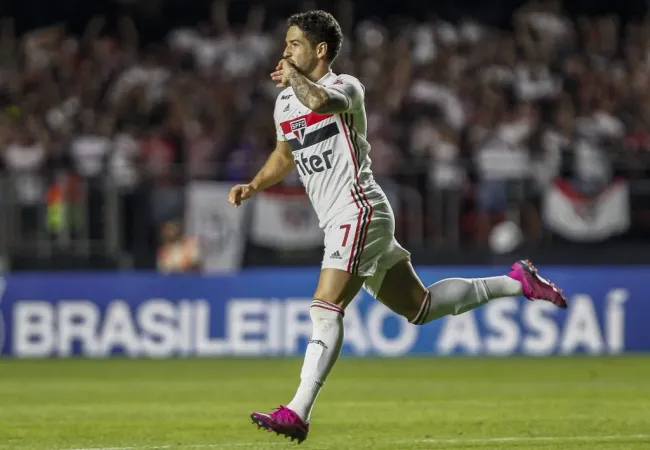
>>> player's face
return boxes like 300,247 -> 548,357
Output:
283,26 -> 319,74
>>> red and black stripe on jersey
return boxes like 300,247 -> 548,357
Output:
280,112 -> 340,151
340,113 -> 373,274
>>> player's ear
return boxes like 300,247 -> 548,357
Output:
316,42 -> 328,59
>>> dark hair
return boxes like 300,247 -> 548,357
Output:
288,10 -> 343,63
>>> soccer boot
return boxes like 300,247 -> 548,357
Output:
507,259 -> 568,309
251,405 -> 309,444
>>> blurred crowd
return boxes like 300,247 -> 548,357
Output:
1,0 -> 650,267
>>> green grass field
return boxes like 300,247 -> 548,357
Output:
1,357 -> 649,450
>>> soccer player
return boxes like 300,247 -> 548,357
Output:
228,10 -> 567,444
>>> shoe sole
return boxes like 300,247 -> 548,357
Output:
251,414 -> 307,444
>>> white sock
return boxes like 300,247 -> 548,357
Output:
286,300 -> 344,422
411,276 -> 523,325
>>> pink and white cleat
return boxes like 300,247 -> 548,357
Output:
251,406 -> 309,444
508,259 -> 568,309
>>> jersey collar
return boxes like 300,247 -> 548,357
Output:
316,70 -> 336,85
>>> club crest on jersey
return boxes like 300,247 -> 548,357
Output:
291,118 -> 307,144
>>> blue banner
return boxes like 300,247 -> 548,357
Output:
0,266 -> 647,358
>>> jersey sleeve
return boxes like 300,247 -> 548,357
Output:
328,75 -> 365,111
275,120 -> 287,141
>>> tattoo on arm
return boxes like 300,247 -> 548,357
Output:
286,66 -> 327,110
286,64 -> 349,113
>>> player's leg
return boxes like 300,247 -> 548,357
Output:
373,257 -> 567,326
285,268 -> 365,421
374,258 -> 524,323
251,215 -> 368,443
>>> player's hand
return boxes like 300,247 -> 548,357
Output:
228,184 -> 256,207
270,59 -> 293,88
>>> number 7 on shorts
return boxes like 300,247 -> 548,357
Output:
339,224 -> 351,246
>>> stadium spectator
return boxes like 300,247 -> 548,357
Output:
0,0 -> 649,268
156,219 -> 202,273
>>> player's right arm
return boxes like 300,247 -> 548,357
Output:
228,139 -> 295,207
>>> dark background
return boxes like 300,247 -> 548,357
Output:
2,0 -> 650,270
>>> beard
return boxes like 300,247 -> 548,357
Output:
288,57 -> 316,75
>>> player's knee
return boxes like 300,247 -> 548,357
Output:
375,259 -> 428,317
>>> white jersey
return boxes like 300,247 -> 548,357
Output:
274,70 -> 387,229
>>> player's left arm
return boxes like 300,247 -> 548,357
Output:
286,65 -> 363,114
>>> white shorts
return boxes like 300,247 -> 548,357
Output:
321,201 -> 410,298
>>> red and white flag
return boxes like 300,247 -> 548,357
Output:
542,178 -> 630,242
250,185 -> 323,250
184,181 -> 249,272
